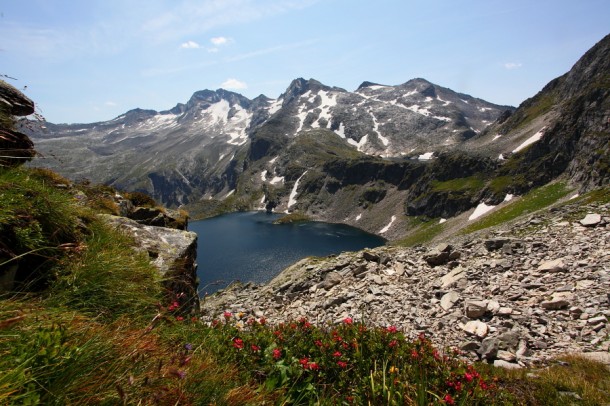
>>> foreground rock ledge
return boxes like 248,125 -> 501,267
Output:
201,202 -> 610,367
100,214 -> 199,311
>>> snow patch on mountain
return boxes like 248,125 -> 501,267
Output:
368,85 -> 391,91
512,127 -> 546,153
225,105 -> 252,145
436,95 -> 451,106
288,171 -> 308,209
268,99 -> 283,115
468,202 -> 496,220
335,122 -> 346,138
370,111 -> 389,146
379,215 -> 396,233
347,134 -> 369,152
270,176 -> 284,185
316,91 -> 336,121
418,152 -> 434,160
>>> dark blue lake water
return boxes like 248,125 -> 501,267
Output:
189,211 -> 385,295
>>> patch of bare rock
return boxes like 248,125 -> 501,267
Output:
201,202 -> 610,368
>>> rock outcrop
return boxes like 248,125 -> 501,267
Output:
0,80 -> 36,167
101,215 -> 199,312
201,201 -> 609,367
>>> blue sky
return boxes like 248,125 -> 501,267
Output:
2,0 -> 609,124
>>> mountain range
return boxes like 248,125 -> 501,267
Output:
25,33 -> 610,240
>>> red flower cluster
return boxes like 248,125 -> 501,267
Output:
299,357 -> 320,370
232,338 -> 244,349
272,348 -> 282,360
168,301 -> 179,311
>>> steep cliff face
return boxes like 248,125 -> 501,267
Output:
470,33 -> 610,194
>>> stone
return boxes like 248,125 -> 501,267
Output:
318,272 -> 342,290
465,300 -> 488,319
440,267 -> 467,288
129,207 -> 187,230
497,350 -> 517,362
100,214 -> 199,311
424,250 -> 450,266
484,238 -> 512,251
362,251 -> 380,262
580,213 -> 601,227
493,360 -> 522,369
440,291 -> 460,311
537,258 -> 567,273
460,341 -> 480,352
460,320 -> 489,338
541,299 -> 570,310
487,300 -> 501,314
478,338 -> 499,360
587,316 -> 607,325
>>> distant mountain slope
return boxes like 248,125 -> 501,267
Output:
25,33 -> 609,240
26,77 -> 511,211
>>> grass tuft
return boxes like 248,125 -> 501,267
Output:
461,182 -> 571,235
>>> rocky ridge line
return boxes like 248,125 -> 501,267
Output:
201,201 -> 610,368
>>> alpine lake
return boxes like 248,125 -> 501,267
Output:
189,211 -> 385,296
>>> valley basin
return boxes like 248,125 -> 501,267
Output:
189,211 -> 385,295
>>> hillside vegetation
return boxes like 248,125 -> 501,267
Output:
1,165 -> 609,405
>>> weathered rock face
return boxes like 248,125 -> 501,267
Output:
0,80 -> 36,167
201,201 -> 610,366
100,215 -> 199,312
0,80 -> 35,116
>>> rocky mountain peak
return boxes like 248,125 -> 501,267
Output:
186,88 -> 251,111
280,78 -> 333,105
121,108 -> 158,123
356,81 -> 386,90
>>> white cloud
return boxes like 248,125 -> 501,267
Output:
104,101 -> 117,107
210,36 -> 230,46
221,78 -> 247,89
504,62 -> 522,70
180,40 -> 200,49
